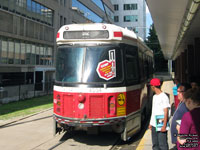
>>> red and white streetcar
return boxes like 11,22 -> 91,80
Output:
53,23 -> 154,141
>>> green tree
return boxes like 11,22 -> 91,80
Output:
145,24 -> 168,72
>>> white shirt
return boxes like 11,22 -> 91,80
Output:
150,92 -> 170,128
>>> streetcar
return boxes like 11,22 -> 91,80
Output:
53,23 -> 154,141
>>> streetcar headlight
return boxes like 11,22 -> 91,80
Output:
78,103 -> 84,109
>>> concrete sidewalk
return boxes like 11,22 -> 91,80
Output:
136,126 -> 173,150
136,79 -> 175,150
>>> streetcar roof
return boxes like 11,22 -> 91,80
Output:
56,23 -> 153,55
56,23 -> 137,42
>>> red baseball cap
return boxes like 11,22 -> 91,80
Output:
150,78 -> 161,86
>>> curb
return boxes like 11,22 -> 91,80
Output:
0,107 -> 53,128
136,129 -> 150,150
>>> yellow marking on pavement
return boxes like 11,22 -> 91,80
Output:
136,130 -> 148,150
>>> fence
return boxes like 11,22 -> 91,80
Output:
0,82 -> 54,104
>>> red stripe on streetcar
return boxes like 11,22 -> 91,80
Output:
57,32 -> 60,38
114,32 -> 123,37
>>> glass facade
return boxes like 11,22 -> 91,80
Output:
0,0 -> 53,26
0,37 -> 53,66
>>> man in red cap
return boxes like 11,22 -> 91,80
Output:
149,78 -> 170,150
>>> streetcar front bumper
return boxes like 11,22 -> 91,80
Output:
54,114 -> 125,127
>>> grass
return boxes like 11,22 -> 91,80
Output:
0,95 -> 53,120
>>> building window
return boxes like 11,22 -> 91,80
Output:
15,41 -> 21,64
127,27 -> 133,30
31,45 -> 36,65
124,4 -> 137,10
1,39 -> 8,64
60,15 -> 63,27
36,46 -> 40,65
114,4 -> 119,11
8,40 -> 14,64
125,46 -> 139,83
21,42 -> 26,64
64,17 -> 66,25
26,43 -> 31,64
59,0 -> 63,5
40,46 -> 44,65
0,37 -> 53,66
64,0 -> 66,7
47,47 -> 53,65
44,47 -> 48,65
127,27 -> 138,33
124,15 -> 138,22
133,28 -> 138,33
114,16 -> 119,22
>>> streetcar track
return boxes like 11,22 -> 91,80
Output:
30,130 -> 74,150
48,132 -> 74,150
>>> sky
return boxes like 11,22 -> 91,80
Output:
146,4 -> 153,37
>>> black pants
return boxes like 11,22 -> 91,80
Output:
151,126 -> 169,150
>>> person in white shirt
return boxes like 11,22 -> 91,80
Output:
149,78 -> 170,150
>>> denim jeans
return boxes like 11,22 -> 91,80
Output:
151,126 -> 169,150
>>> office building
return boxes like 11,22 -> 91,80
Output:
0,0 -> 114,102
111,0 -> 146,40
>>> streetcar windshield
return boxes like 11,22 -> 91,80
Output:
56,45 -> 123,83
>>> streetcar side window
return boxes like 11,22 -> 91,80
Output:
138,51 -> 145,82
124,45 -> 140,84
